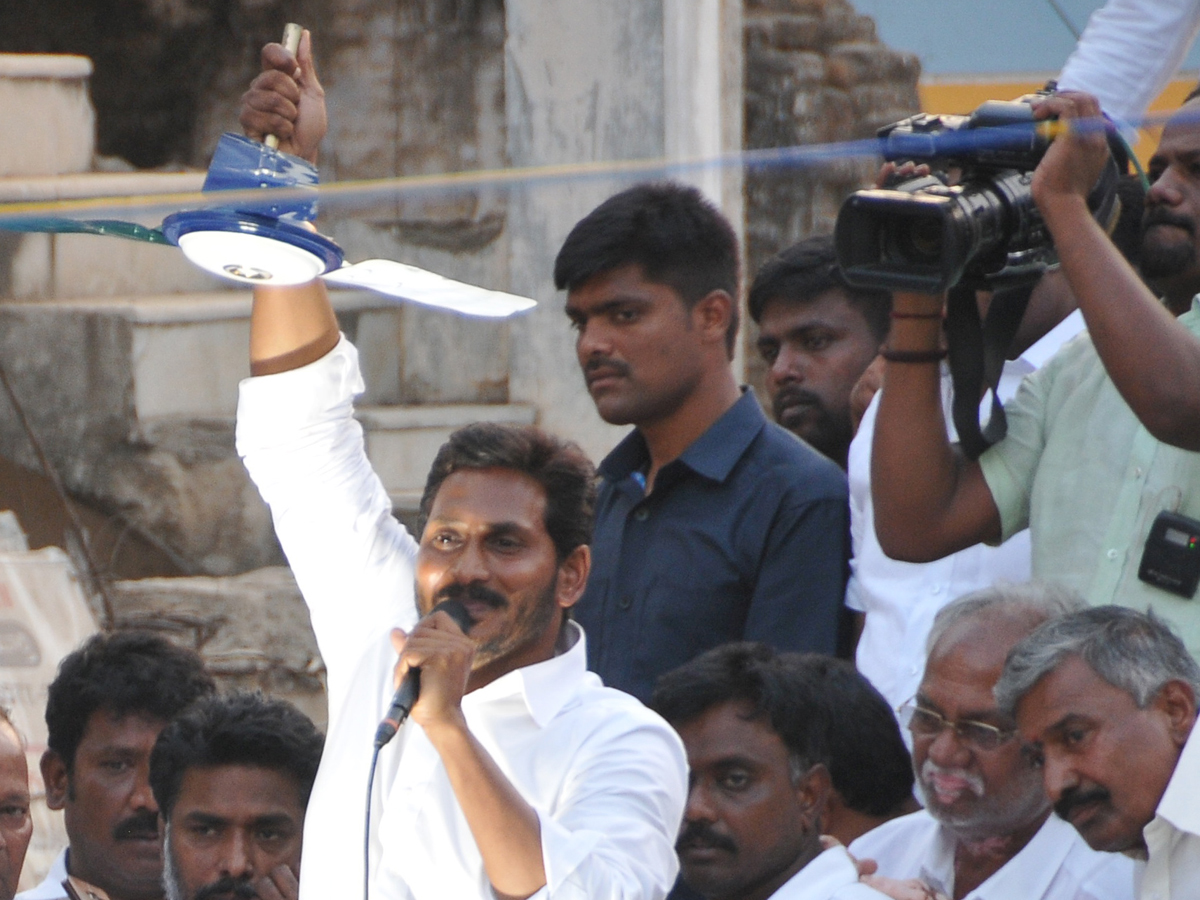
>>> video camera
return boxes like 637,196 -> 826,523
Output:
834,93 -> 1121,294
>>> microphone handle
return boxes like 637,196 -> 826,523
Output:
373,599 -> 472,748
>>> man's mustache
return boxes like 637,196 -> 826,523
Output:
584,357 -> 632,379
920,759 -> 985,798
772,384 -> 824,420
676,820 -> 737,854
113,811 -> 160,842
434,582 -> 508,617
1144,208 -> 1195,235
193,876 -> 260,900
1054,784 -> 1112,822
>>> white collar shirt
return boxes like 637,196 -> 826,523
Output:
768,847 -> 889,900
236,337 -> 688,900
849,808 -> 1136,900
15,848 -> 67,900
846,311 -> 1085,718
1140,723 -> 1200,900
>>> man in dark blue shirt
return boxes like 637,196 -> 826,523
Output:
556,183 -> 849,702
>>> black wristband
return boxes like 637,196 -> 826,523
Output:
880,347 -> 948,363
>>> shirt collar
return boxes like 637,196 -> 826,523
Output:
23,847 -> 69,899
1153,721 -> 1200,835
769,846 -> 861,899
922,814 -> 1076,900
598,389 -> 766,484
463,621 -> 590,729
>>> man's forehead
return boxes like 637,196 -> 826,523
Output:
428,468 -> 548,528
1157,101 -> 1200,155
1016,655 -> 1118,731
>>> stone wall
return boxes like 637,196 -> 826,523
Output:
742,0 -> 920,391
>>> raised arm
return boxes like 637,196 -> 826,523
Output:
1031,91 -> 1200,449
234,33 -> 419,689
870,295 -> 1002,562
239,29 -> 339,373
1057,0 -> 1200,130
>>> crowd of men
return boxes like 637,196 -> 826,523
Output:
8,3 -> 1200,900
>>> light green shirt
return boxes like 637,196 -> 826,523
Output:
979,299 -> 1200,657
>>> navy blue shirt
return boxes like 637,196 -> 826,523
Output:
575,389 -> 850,702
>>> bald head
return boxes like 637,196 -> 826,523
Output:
0,717 -> 30,900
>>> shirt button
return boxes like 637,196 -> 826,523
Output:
618,595 -> 633,610
1135,467 -> 1144,478
931,585 -> 942,595
633,508 -> 649,522
1107,549 -> 1119,560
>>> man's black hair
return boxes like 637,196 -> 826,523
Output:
553,181 -> 741,356
651,643 -> 912,817
45,630 -> 216,769
419,422 -> 597,562
149,692 -> 324,820
747,235 -> 891,343
651,642 -> 828,774
792,655 -> 914,817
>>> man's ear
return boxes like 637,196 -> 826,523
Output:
692,290 -> 736,346
41,750 -> 69,811
795,763 -> 833,833
555,544 -> 591,611
1154,679 -> 1198,747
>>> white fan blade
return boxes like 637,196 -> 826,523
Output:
322,259 -> 537,318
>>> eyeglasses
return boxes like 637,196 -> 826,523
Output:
897,701 -> 1017,751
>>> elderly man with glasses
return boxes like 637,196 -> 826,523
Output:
849,584 -> 1135,900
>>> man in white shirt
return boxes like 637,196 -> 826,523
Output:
996,606 -> 1200,900
237,34 -> 687,900
850,584 -> 1136,900
651,643 -> 888,900
846,267 -> 1085,718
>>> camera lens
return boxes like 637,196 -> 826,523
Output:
884,216 -> 944,266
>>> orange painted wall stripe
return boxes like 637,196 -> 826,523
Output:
919,75 -> 1200,166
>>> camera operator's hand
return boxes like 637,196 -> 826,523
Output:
1030,91 -> 1110,216
874,161 -> 931,190
240,29 -> 327,164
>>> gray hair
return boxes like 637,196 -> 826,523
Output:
926,581 -> 1087,655
994,605 -> 1200,718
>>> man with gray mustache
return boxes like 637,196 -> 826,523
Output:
849,584 -> 1135,900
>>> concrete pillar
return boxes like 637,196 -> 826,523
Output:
504,0 -> 744,462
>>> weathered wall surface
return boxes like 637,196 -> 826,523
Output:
0,0 -> 913,573
742,0 -> 920,392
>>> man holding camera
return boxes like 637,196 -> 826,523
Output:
871,90 -> 1200,659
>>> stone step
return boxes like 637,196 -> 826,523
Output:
0,55 -> 95,178
0,290 -> 403,430
358,403 -> 538,499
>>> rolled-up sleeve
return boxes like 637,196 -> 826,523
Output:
534,710 -> 687,900
236,337 -> 419,698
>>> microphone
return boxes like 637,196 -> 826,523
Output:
374,598 -> 473,748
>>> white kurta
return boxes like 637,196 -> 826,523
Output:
850,810 -> 1136,900
236,338 -> 688,900
1140,724 -> 1200,900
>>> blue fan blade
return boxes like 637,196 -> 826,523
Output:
0,218 -> 169,244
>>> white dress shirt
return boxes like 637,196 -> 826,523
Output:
767,847 -> 887,900
1058,0 -> 1200,137
15,849 -> 67,900
847,312 -> 1085,718
1140,723 -> 1200,900
850,809 -> 1136,900
236,338 -> 688,900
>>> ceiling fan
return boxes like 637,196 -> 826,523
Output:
0,25 -> 535,320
